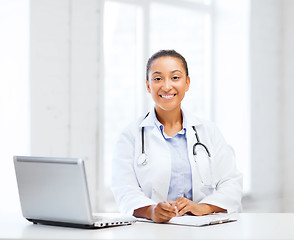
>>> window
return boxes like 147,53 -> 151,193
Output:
149,2 -> 212,118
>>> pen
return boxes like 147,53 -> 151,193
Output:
152,189 -> 179,216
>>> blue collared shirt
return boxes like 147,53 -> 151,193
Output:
153,111 -> 193,201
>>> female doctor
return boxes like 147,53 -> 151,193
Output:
111,50 -> 242,223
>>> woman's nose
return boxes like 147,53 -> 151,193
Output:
162,79 -> 172,91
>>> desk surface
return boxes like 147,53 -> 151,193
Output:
1,212 -> 294,240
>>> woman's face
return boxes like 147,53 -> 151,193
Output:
146,56 -> 190,113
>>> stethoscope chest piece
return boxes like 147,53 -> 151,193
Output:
137,153 -> 148,166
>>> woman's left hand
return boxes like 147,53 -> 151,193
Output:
174,197 -> 204,216
174,197 -> 225,216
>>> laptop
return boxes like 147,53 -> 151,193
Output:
13,156 -> 136,229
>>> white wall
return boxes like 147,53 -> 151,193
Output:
0,0 -> 29,213
246,0 -> 282,212
244,0 -> 294,212
281,0 -> 294,212
30,0 -> 104,211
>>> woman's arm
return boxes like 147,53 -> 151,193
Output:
196,123 -> 243,213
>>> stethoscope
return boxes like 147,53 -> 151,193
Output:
137,113 -> 215,188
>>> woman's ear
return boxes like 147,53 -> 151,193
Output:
185,76 -> 190,92
146,80 -> 151,93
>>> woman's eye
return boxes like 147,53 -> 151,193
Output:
154,77 -> 161,81
172,76 -> 180,80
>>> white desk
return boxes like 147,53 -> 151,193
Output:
1,212 -> 293,240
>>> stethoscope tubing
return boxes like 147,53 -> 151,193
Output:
141,123 -> 211,158
192,126 -> 211,157
139,112 -> 214,188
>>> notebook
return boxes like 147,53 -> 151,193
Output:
13,156 -> 136,229
137,213 -> 237,227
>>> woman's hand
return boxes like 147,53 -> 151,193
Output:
150,201 -> 178,223
174,197 -> 225,216
133,201 -> 178,223
133,198 -> 225,221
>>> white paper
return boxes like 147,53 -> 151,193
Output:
137,213 -> 237,227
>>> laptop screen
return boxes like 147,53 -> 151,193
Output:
14,156 -> 94,225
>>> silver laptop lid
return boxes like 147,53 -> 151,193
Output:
14,156 -> 94,225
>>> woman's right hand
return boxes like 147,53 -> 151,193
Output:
133,202 -> 178,223
150,201 -> 178,223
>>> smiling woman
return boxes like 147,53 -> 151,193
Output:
111,50 -> 243,223
146,53 -> 190,116
102,0 -> 250,213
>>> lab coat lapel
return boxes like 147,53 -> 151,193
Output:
186,126 -> 202,201
141,109 -> 171,202
150,126 -> 171,202
141,108 -> 168,143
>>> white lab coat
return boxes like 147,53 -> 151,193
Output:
111,108 -> 243,215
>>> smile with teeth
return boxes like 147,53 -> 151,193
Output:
160,94 -> 176,99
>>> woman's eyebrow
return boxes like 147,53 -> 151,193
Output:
152,71 -> 162,75
152,70 -> 183,75
171,70 -> 183,74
